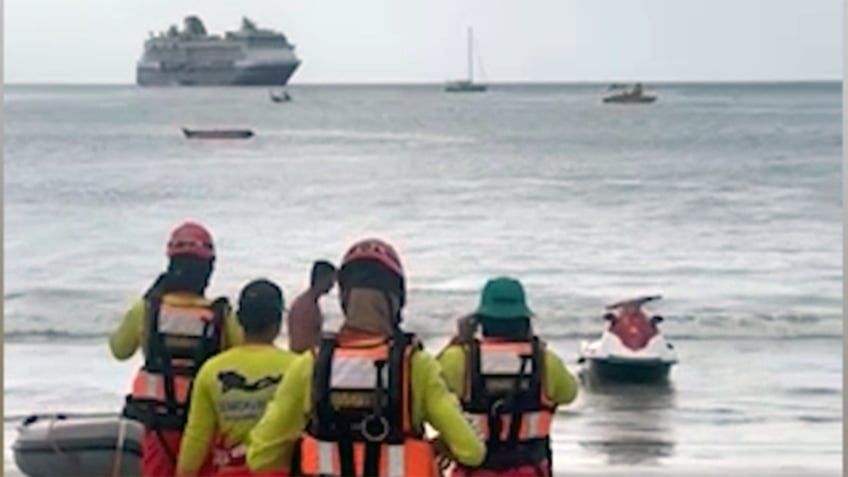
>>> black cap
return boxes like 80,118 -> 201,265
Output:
237,279 -> 285,332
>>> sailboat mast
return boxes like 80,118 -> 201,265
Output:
467,27 -> 473,82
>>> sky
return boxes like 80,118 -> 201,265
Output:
3,0 -> 844,84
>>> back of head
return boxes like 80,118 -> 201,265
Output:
238,279 -> 285,337
479,316 -> 531,339
163,255 -> 214,295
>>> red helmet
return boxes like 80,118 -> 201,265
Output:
339,238 -> 406,305
341,238 -> 403,278
166,221 -> 215,260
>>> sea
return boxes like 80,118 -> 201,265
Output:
3,82 -> 843,476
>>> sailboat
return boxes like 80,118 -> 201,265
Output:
445,27 -> 487,93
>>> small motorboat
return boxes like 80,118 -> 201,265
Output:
578,295 -> 678,384
602,83 -> 657,104
269,90 -> 292,103
182,128 -> 254,139
12,412 -> 143,477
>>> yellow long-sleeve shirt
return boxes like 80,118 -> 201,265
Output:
109,292 -> 244,360
437,339 -> 579,407
176,344 -> 299,476
246,336 -> 487,473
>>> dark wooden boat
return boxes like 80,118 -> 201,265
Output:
181,128 -> 254,139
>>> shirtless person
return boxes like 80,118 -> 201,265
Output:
286,260 -> 336,353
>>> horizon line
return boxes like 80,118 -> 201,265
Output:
4,78 -> 843,87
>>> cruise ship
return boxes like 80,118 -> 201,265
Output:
136,16 -> 301,86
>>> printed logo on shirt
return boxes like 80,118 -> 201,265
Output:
217,370 -> 282,394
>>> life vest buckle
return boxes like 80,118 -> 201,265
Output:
360,414 -> 390,442
490,398 -> 506,416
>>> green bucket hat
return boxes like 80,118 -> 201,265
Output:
474,277 -> 534,320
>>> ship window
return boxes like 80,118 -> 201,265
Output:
248,37 -> 286,47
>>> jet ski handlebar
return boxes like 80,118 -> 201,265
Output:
605,294 -> 662,310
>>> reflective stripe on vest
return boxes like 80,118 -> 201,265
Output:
299,334 -> 438,477
301,435 -> 436,477
130,369 -> 192,404
467,410 -> 552,440
157,303 -> 215,336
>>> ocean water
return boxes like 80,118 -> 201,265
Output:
3,83 -> 843,476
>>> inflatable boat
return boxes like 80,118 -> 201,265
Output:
12,413 -> 143,477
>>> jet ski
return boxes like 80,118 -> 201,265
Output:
12,412 -> 143,477
578,295 -> 678,384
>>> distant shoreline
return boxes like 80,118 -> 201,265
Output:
3,79 -> 842,88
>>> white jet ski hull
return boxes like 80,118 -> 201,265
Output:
578,331 -> 678,384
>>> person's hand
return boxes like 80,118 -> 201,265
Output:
430,437 -> 455,473
456,314 -> 478,343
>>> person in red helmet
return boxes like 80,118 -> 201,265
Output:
110,220 -> 244,477
246,238 -> 485,477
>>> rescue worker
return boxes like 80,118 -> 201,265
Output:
246,238 -> 487,477
110,220 -> 244,477
176,278 -> 298,477
437,277 -> 579,477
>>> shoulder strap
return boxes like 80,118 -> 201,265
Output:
386,332 -> 413,443
311,334 -> 337,437
467,338 -> 488,409
529,336 -> 544,404
144,293 -> 180,415
204,296 -> 229,356
143,293 -> 165,372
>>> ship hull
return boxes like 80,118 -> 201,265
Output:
136,62 -> 300,87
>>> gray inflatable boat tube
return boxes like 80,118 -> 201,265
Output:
12,413 -> 143,477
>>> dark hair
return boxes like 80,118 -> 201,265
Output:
237,279 -> 284,335
162,255 -> 214,295
310,260 -> 337,287
478,316 -> 531,339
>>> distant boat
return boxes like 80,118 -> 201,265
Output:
269,90 -> 291,103
445,27 -> 487,93
602,83 -> 657,104
182,128 -> 254,139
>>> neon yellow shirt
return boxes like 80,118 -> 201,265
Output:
246,338 -> 487,473
436,341 -> 579,407
175,344 -> 298,476
109,292 -> 244,360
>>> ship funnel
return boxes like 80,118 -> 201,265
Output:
183,16 -> 208,36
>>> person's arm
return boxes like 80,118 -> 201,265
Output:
222,309 -> 244,349
287,293 -> 319,354
176,364 -> 217,477
416,352 -> 486,467
435,345 -> 466,396
544,350 -> 579,405
247,353 -> 313,473
109,299 -> 144,360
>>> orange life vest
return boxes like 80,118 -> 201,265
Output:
122,292 -> 228,431
458,336 -> 554,473
298,332 -> 439,477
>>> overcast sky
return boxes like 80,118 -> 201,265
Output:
4,0 -> 843,84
